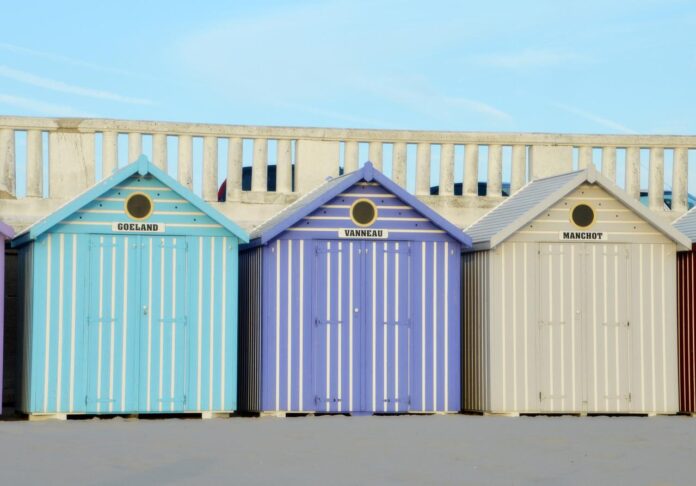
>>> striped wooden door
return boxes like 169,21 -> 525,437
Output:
85,235 -> 140,413
138,236 -> 188,413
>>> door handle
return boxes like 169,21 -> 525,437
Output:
143,305 -> 148,315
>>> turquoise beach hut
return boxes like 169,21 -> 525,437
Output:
13,156 -> 248,418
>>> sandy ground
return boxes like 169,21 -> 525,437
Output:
0,414 -> 694,485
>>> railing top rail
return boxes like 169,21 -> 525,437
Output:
1,115 -> 696,147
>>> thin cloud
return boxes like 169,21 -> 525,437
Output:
0,65 -> 152,105
0,94 -> 97,117
554,103 -> 636,133
443,96 -> 513,122
474,49 -> 590,69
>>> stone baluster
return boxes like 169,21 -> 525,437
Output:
578,146 -> 593,169
344,141 -> 359,173
601,146 -> 616,182
649,147 -> 664,211
510,144 -> 526,194
625,146 -> 640,199
26,129 -> 43,197
0,128 -> 15,198
368,141 -> 383,170
439,143 -> 454,196
177,135 -> 193,189
49,131 -> 94,198
672,147 -> 688,213
252,138 -> 268,193
392,142 -> 407,188
152,133 -> 167,170
202,135 -> 218,201
463,143 -> 479,197
487,144 -> 502,196
102,131 -> 118,178
128,132 -> 142,163
276,139 -> 292,193
226,137 -> 243,201
415,142 -> 431,196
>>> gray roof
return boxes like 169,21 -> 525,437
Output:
673,206 -> 696,243
465,166 -> 692,251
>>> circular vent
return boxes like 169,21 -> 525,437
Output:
570,203 -> 595,228
125,193 -> 153,220
350,199 -> 378,227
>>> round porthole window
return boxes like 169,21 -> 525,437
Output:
570,203 -> 595,228
350,198 -> 378,227
125,193 -> 153,220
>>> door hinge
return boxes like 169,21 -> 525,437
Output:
539,391 -> 542,401
627,393 -> 632,402
314,318 -> 321,327
183,394 -> 187,405
85,395 -> 88,406
627,321 -> 630,328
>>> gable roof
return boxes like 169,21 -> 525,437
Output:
246,162 -> 472,248
0,221 -> 14,240
12,155 -> 249,247
465,165 -> 691,252
673,205 -> 696,243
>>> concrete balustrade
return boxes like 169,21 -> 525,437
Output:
0,116 -> 694,231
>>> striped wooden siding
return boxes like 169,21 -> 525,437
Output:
21,233 -> 238,414
461,251 -> 489,412
238,247 -> 264,412
56,175 -> 229,236
260,237 -> 460,413
677,245 -> 696,413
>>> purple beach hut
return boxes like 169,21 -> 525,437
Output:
0,221 -> 14,413
239,162 -> 472,415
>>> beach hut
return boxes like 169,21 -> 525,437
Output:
238,162 -> 471,414
673,207 -> 696,415
13,156 -> 248,418
462,166 -> 690,415
0,221 -> 15,413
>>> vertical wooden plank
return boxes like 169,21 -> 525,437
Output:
202,135 -> 218,201
510,144 -> 526,194
276,139 -> 292,193
672,147 -> 688,213
227,137 -> 243,201
487,144 -> 502,196
152,133 -> 167,170
251,138 -> 268,193
26,129 -> 43,197
101,131 -> 118,178
0,128 -> 15,198
439,143 -> 454,196
463,143 -> 478,197
649,147 -> 665,211
392,142 -> 407,188
415,142 -> 431,196
625,146 -> 640,200
177,135 -> 193,189
127,132 -> 142,164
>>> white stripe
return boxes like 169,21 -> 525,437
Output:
603,246 -> 608,411
197,237 -> 203,410
640,245 -> 646,408
59,221 -> 223,229
304,216 -> 428,222
372,241 -> 377,412
348,241 -> 353,411
502,244 -> 506,410
299,241 -> 304,411
326,241 -> 331,412
287,239 -> 293,411
338,192 -> 397,197
97,236 -> 105,412
78,209 -> 204,216
115,185 -> 173,190
159,240 -> 165,412
395,242 -> 400,412
275,240 -> 280,412
171,241 -> 177,411
209,238 -> 215,410
511,243 -> 516,410
614,246 -> 619,411
321,204 -> 412,210
56,235 -> 65,412
433,241 -> 437,411
146,238 -> 153,411
548,245 -> 552,410
109,237 -> 116,412
337,241 -> 342,411
220,239 -> 226,411
120,237 -> 128,411
383,242 -> 387,412
560,245 -> 565,410
523,243 -> 529,411
570,245 -> 576,409
42,235 -> 51,412
444,241 -> 449,412
651,244 -> 656,410
69,235 -> 77,412
662,245 -> 667,411
592,246 -> 597,410
421,242 -> 426,411
97,197 -> 186,203
286,227 -> 445,234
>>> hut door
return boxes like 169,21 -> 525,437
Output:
585,244 -> 631,412
313,241 -> 362,413
364,241 -> 411,413
138,237 -> 188,413
538,244 -> 584,413
86,235 -> 140,413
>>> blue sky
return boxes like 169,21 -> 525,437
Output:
1,0 -> 695,133
2,1 -> 696,197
